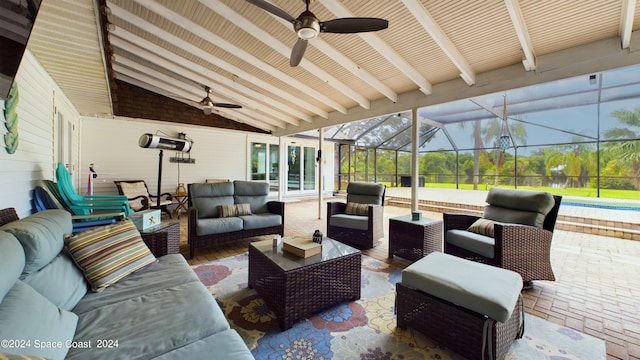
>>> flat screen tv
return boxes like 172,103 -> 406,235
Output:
0,0 -> 42,100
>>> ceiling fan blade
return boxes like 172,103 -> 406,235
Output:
290,38 -> 307,67
246,0 -> 295,23
213,103 -> 242,109
320,17 -> 388,34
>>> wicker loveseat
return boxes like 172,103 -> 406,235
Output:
444,187 -> 561,285
188,180 -> 285,259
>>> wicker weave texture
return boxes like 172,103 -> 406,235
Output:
0,208 -> 19,227
396,282 -> 522,360
388,217 -> 443,261
140,222 -> 180,257
249,244 -> 361,330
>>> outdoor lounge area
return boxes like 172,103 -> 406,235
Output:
181,189 -> 640,359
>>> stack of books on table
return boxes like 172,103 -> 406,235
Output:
282,236 -> 322,258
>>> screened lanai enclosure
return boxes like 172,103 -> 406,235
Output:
298,64 -> 640,200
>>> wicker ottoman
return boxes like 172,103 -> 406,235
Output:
396,252 -> 524,360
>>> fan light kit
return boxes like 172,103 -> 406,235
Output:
247,0 -> 389,67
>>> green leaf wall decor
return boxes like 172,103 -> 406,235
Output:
3,82 -> 19,154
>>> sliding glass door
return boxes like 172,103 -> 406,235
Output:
251,142 -> 279,192
251,140 -> 317,195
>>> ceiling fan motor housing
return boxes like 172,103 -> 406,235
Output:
295,11 -> 320,39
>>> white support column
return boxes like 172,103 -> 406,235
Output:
411,107 -> 419,212
318,128 -> 324,219
278,136 -> 284,202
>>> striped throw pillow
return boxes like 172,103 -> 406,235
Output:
65,220 -> 157,292
467,218 -> 498,238
218,204 -> 236,218
218,203 -> 252,217
345,202 -> 369,216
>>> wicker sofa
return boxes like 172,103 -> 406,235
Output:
0,210 -> 253,360
188,180 -> 285,259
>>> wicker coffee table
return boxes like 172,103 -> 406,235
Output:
388,215 -> 443,261
248,237 -> 361,330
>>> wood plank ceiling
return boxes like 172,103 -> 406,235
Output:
26,0 -> 640,136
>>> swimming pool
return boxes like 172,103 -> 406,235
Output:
561,200 -> 640,212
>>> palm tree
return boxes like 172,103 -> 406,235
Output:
545,139 -> 595,188
603,109 -> 640,187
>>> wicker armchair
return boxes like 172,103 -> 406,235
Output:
114,180 -> 173,218
326,182 -> 386,249
444,188 -> 561,285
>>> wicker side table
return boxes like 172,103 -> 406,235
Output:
140,221 -> 180,257
388,215 -> 443,261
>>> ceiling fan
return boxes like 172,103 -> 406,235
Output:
199,85 -> 242,115
247,0 -> 389,66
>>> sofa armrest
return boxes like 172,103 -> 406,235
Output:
326,202 -> 347,218
267,201 -> 285,217
443,213 -> 480,232
187,206 -> 199,234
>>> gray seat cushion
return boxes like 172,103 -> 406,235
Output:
151,329 -> 254,360
234,180 -> 269,214
73,255 -> 198,314
240,213 -> 282,230
446,229 -> 495,259
68,281 -> 229,360
0,232 -> 24,302
483,188 -> 554,228
196,217 -> 244,236
329,214 -> 368,231
190,182 -> 235,218
402,252 -> 522,323
1,209 -> 71,277
346,182 -> 385,205
0,281 -> 78,360
23,252 -> 88,311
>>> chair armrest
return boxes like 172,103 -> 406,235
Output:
71,212 -> 124,220
327,202 -> 347,217
267,201 -> 285,216
367,204 -> 384,220
150,192 -> 173,201
443,213 -> 480,231
494,223 -> 555,281
494,223 -> 553,253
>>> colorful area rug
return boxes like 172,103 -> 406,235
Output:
192,254 -> 606,359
